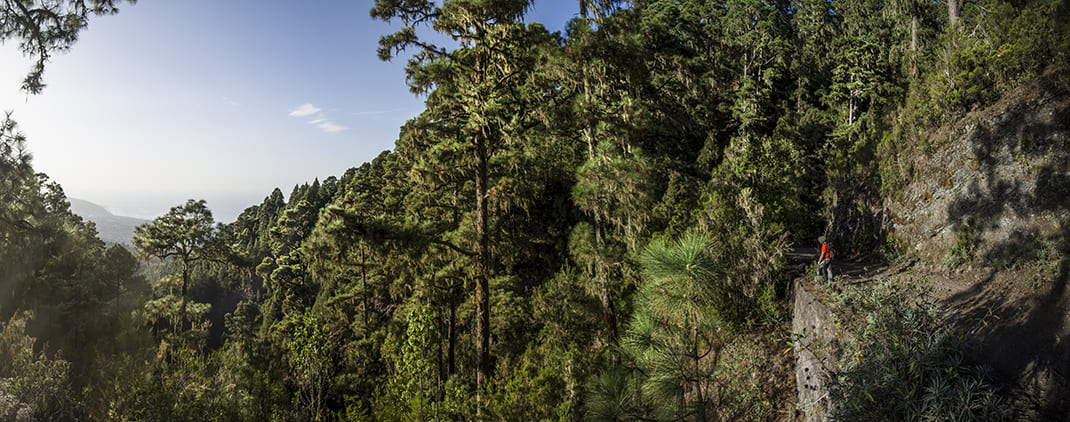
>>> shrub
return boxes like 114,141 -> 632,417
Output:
943,218 -> 977,270
0,312 -> 74,421
827,277 -> 1006,421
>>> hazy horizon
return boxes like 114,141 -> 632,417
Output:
71,192 -> 284,223
1,0 -> 575,224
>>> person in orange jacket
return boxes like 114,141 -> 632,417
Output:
817,236 -> 834,283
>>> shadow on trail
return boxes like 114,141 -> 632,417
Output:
940,228 -> 1070,420
937,83 -> 1070,419
786,246 -> 888,285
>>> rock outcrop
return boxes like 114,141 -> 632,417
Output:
793,279 -> 848,422
887,82 -> 1070,264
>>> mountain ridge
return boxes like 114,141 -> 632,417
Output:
69,198 -> 149,246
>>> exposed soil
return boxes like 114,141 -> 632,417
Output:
791,247 -> 1070,421
902,259 -> 1070,421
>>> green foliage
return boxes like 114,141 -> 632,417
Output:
572,141 -> 653,252
134,199 -> 221,342
943,218 -> 977,270
289,310 -> 334,421
709,332 -> 782,421
106,346 -> 252,422
490,268 -> 600,419
5,0 -> 1068,419
589,229 -> 786,421
694,189 -> 788,324
891,0 -> 1070,166
987,235 -> 1070,291
492,345 -> 579,420
585,366 -> 636,421
942,3 -> 1068,112
375,304 -> 468,420
826,277 -> 1006,421
0,114 -> 157,418
638,232 -> 725,325
0,312 -> 73,421
0,0 -> 135,93
133,199 -> 216,262
617,232 -> 727,420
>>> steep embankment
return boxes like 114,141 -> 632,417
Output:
901,261 -> 1068,420
789,249 -> 888,422
793,252 -> 1069,421
886,78 -> 1070,263
886,77 -> 1070,420
794,78 -> 1069,420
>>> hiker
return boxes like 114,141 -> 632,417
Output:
817,236 -> 833,283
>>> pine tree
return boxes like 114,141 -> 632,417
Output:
372,0 -> 557,409
0,0 -> 135,93
588,232 -> 727,421
133,199 -> 217,331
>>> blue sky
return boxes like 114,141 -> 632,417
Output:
0,0 -> 578,222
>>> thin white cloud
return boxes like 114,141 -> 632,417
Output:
317,121 -> 349,133
290,102 -> 348,133
289,103 -> 321,117
222,96 -> 240,106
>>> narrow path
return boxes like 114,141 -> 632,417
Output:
788,244 -> 1070,420
901,261 -> 1070,420
786,246 -> 889,285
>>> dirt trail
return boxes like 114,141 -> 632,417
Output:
789,246 -> 1070,420
786,247 -> 887,284
907,261 -> 1070,421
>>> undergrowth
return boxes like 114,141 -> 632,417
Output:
824,276 -> 1007,421
943,218 -> 978,270
990,236 -> 1070,290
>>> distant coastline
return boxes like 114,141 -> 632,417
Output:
69,198 -> 150,246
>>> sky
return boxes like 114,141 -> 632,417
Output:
0,0 -> 578,222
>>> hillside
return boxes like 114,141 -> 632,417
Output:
3,0 -> 1069,420
886,78 -> 1070,265
794,252 -> 1068,420
885,77 -> 1070,420
69,198 -> 149,246
792,76 -> 1070,421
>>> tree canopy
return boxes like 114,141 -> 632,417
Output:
1,0 -> 1067,419
0,0 -> 136,93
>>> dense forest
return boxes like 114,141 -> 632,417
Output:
2,0 -> 1068,420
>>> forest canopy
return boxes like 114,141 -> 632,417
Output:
1,0 -> 1068,420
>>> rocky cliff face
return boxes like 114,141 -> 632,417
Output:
887,81 -> 1070,265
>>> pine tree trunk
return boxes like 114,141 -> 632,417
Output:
947,0 -> 962,27
448,299 -> 456,375
595,211 -> 619,349
693,324 -> 705,421
591,160 -> 617,348
582,114 -> 619,350
911,0 -> 919,77
911,0 -> 919,52
475,130 -> 491,416
361,245 -> 368,329
600,286 -> 618,344
181,257 -> 189,331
